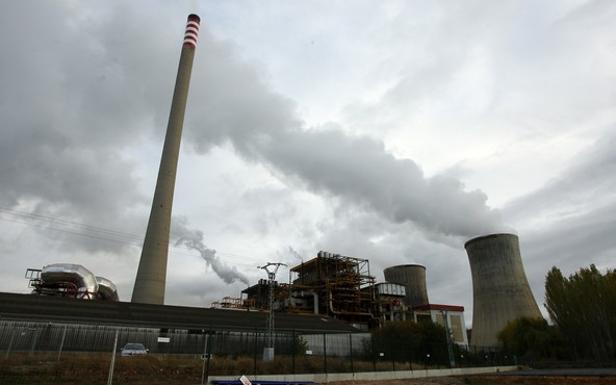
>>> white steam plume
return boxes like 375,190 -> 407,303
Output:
187,39 -> 505,238
288,246 -> 303,262
173,217 -> 249,285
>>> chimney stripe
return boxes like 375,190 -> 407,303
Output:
184,33 -> 198,41
183,38 -> 198,47
187,21 -> 200,30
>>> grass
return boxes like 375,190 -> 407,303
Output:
0,352 -> 432,385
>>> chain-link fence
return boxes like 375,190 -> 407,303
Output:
0,320 -> 515,385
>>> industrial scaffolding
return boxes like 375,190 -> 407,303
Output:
290,251 -> 377,327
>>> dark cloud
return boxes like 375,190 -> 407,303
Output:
0,1 -> 165,248
504,131 -> 616,311
504,131 -> 616,223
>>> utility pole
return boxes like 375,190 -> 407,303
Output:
258,262 -> 287,362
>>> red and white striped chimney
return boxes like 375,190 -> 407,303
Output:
132,14 -> 202,305
183,14 -> 200,48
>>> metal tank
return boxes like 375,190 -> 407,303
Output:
96,276 -> 119,301
464,233 -> 542,349
132,14 -> 201,304
40,263 -> 98,299
383,264 -> 429,307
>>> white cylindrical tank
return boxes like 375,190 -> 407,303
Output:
464,233 -> 542,349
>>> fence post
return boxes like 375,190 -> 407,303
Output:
323,333 -> 327,374
57,324 -> 68,361
349,333 -> 354,374
4,329 -> 16,359
106,328 -> 119,385
253,329 -> 258,377
371,334 -> 376,372
291,330 -> 296,375
205,339 -> 212,385
200,331 -> 210,385
29,327 -> 40,357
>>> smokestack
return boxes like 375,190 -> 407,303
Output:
131,14 -> 201,304
464,233 -> 542,348
384,264 -> 429,307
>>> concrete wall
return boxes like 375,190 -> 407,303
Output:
384,264 -> 429,307
464,233 -> 541,349
208,365 -> 518,383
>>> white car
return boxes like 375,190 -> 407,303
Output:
120,343 -> 149,356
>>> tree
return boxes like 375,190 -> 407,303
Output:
545,264 -> 616,361
369,321 -> 449,365
497,317 -> 567,360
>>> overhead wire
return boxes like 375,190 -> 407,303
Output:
0,206 -> 258,264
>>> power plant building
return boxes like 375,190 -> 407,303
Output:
464,233 -> 542,349
236,252 -> 466,332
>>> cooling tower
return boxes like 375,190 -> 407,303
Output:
132,14 -> 201,304
383,264 -> 429,307
464,233 -> 541,348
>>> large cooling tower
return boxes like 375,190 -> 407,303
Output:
132,14 -> 201,304
384,264 -> 429,307
464,233 -> 541,348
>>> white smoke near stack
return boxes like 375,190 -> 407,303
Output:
287,246 -> 303,262
173,217 -> 250,285
184,33 -> 508,239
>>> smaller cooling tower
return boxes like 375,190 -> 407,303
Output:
465,233 -> 542,349
384,264 -> 429,307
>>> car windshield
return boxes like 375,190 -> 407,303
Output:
124,343 -> 145,350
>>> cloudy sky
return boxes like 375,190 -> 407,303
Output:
1,0 -> 615,325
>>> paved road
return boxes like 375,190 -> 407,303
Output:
499,368 -> 616,377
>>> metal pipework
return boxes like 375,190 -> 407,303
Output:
96,276 -> 119,301
132,14 -> 201,304
41,263 -> 99,299
464,233 -> 542,348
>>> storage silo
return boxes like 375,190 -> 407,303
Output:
383,264 -> 429,307
464,233 -> 542,349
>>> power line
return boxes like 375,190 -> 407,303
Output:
0,206 -> 257,263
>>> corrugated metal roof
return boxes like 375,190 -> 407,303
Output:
0,292 -> 357,333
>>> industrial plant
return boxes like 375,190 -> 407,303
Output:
211,251 -> 469,347
2,11 -> 545,358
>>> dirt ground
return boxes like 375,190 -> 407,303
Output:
327,376 -> 616,385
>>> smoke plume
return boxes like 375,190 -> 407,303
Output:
287,246 -> 304,262
173,217 -> 249,285
187,41 -> 505,238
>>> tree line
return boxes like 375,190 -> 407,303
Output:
499,264 -> 616,363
